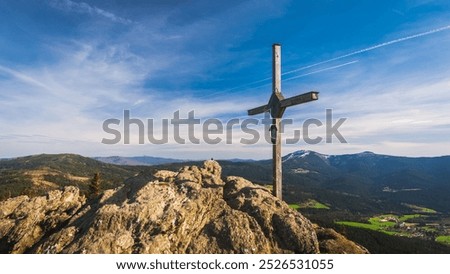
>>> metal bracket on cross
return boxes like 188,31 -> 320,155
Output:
248,91 -> 319,118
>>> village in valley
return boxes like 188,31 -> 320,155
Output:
301,201 -> 450,245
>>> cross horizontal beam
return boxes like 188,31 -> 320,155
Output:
280,91 -> 319,108
247,91 -> 319,116
247,105 -> 269,116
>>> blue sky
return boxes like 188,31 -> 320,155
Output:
1,0 -> 450,159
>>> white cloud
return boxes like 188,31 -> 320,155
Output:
0,36 -> 271,158
2,1 -> 450,159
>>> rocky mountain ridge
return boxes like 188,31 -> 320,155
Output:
0,160 -> 367,254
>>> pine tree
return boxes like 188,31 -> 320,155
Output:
89,172 -> 101,197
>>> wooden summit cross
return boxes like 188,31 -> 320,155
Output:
248,44 -> 319,200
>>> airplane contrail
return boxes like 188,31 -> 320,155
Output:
246,60 -> 359,91
209,24 -> 450,97
282,24 -> 450,76
205,60 -> 360,98
0,65 -> 50,90
284,60 -> 359,82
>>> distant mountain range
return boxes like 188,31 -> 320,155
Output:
280,150 -> 450,191
218,150 -> 450,214
2,150 -> 450,213
103,150 -> 449,214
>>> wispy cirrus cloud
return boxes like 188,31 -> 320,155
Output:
48,0 -> 133,24
0,35 -> 265,158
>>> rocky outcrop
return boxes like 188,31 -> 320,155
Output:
0,187 -> 85,253
0,160 -> 367,254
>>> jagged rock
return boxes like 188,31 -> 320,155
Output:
223,176 -> 318,253
0,187 -> 85,253
0,161 -> 366,254
153,170 -> 177,182
315,226 -> 369,254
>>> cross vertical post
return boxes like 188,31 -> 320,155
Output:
272,44 -> 282,199
247,44 -> 319,200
